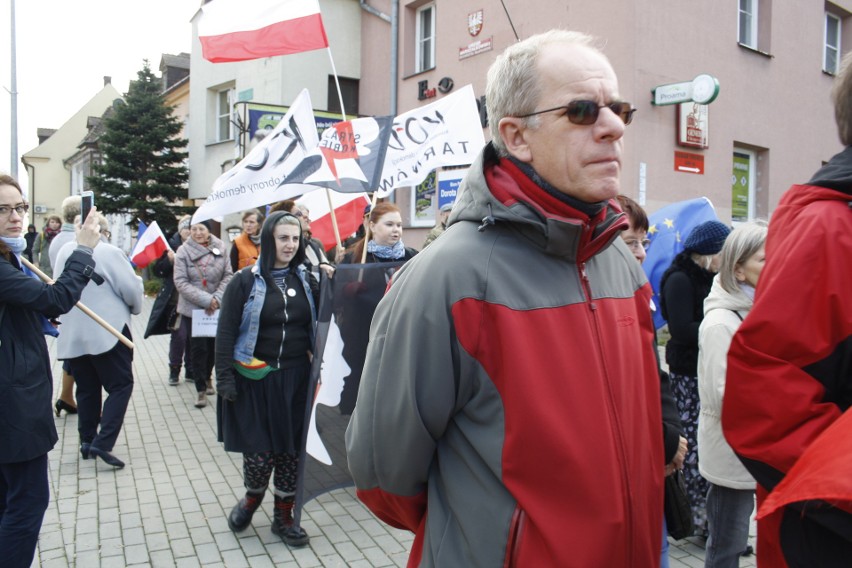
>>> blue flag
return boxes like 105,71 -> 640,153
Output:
643,197 -> 718,329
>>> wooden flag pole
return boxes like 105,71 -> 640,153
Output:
21,257 -> 135,350
325,46 -> 350,253
360,192 -> 380,264
324,188 -> 343,251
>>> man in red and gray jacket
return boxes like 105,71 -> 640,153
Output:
345,30 -> 663,567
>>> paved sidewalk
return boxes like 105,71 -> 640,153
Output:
34,297 -> 754,567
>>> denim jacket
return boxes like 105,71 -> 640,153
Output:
232,262 -> 317,364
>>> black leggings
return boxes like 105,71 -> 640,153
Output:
243,452 -> 299,497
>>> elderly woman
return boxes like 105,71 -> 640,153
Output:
215,212 -> 317,548
659,219 -> 731,538
229,209 -> 264,272
0,174 -> 101,568
174,220 -> 233,408
698,221 -> 767,567
55,213 -> 143,469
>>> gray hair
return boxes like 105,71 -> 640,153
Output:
61,195 -> 82,224
96,213 -> 110,234
717,220 -> 768,295
486,30 -> 601,156
834,50 -> 852,146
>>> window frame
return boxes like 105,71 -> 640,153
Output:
415,4 -> 436,73
738,0 -> 758,49
216,88 -> 235,142
732,149 -> 757,224
825,12 -> 842,75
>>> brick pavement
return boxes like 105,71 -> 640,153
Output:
34,296 -> 754,567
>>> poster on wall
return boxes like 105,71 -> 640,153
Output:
438,168 -> 467,210
677,103 -> 709,149
411,171 -> 437,227
732,152 -> 751,222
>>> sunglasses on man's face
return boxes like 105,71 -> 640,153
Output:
518,100 -> 636,126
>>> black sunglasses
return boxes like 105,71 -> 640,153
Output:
517,100 -> 636,126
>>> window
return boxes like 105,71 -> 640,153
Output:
738,0 -> 757,49
825,12 -> 842,74
327,76 -> 360,116
415,4 -> 435,73
217,88 -> 235,142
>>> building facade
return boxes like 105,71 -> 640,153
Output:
21,78 -> 122,228
186,0 -> 362,204
359,0 -> 852,223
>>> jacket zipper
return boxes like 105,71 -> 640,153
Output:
578,260 -> 634,564
503,507 -> 526,568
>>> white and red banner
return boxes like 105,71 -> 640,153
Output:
283,116 -> 394,193
192,86 -> 485,224
191,89 -> 320,225
375,84 -> 485,196
131,220 -> 170,268
199,0 -> 329,63
296,189 -> 369,250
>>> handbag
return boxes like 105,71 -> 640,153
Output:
664,470 -> 694,540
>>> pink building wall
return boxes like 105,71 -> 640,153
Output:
360,0 -> 852,223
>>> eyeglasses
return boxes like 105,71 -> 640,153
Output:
517,100 -> 636,126
624,238 -> 651,251
0,204 -> 29,218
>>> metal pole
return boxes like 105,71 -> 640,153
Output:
10,0 -> 19,179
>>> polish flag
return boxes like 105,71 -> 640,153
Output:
296,190 -> 369,251
199,0 -> 329,63
131,221 -> 171,268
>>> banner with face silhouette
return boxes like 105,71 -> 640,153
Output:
294,262 -> 405,520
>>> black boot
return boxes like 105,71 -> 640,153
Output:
168,366 -> 180,386
271,496 -> 309,547
228,491 -> 265,532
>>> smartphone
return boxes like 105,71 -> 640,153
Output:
80,191 -> 94,224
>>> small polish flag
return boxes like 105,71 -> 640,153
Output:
199,0 -> 329,63
296,190 -> 369,251
131,221 -> 171,269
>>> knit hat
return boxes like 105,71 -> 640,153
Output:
178,216 -> 191,231
683,220 -> 731,255
193,219 -> 213,232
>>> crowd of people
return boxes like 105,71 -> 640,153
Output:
2,27 -> 851,568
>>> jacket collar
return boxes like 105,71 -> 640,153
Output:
453,143 -> 627,262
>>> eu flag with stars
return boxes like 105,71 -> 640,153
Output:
643,197 -> 718,329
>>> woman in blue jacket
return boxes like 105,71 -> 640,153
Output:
0,174 -> 102,568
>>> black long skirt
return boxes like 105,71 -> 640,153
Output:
217,361 -> 310,455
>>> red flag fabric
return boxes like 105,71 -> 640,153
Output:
199,0 -> 329,63
296,190 -> 369,251
758,409 -> 852,519
130,221 -> 170,268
